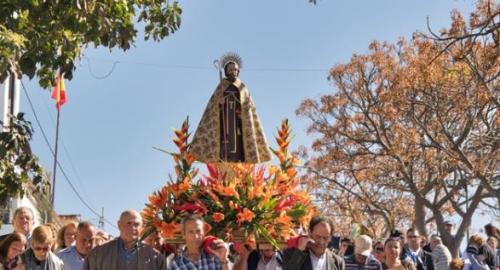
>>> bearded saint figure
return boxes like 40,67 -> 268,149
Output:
190,53 -> 272,164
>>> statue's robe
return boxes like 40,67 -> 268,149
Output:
190,78 -> 272,164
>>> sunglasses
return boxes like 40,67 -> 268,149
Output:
375,247 -> 384,252
33,246 -> 50,252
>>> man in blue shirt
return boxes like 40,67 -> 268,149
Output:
57,221 -> 96,270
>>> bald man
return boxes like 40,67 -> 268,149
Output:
57,221 -> 97,270
83,210 -> 167,270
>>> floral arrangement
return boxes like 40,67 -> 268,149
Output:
142,118 -> 314,248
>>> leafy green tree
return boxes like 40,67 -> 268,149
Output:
0,113 -> 48,205
0,0 -> 182,87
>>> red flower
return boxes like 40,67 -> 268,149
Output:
275,195 -> 298,212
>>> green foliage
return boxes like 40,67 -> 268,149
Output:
0,113 -> 48,204
0,0 -> 182,88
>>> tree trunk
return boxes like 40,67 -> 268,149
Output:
415,198 -> 427,236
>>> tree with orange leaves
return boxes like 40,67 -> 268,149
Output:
297,1 -> 498,257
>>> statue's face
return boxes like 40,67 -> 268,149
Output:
225,63 -> 239,81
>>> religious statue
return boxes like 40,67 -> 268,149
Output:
190,53 -> 272,163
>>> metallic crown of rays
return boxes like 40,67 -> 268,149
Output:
220,52 -> 243,70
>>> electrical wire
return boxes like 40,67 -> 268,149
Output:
21,81 -> 118,230
81,56 -> 330,80
35,89 -> 96,209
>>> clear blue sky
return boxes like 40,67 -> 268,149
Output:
20,1 -> 495,236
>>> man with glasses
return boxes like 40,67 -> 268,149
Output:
283,216 -> 345,270
84,209 -> 167,270
401,228 -> 433,270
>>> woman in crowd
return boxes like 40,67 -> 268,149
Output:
382,237 -> 416,270
486,237 -> 499,268
21,225 -> 64,270
0,232 -> 27,270
463,234 -> 489,270
56,221 -> 77,251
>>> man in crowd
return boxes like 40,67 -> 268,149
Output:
372,241 -> 385,264
168,214 -> 230,270
344,235 -> 382,270
401,228 -> 433,270
84,209 -> 167,270
57,221 -> 97,270
144,229 -> 164,253
0,207 -> 35,244
283,216 -> 345,270
428,234 -> 451,270
234,242 -> 283,270
338,238 -> 352,257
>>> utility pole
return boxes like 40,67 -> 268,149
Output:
98,207 -> 105,230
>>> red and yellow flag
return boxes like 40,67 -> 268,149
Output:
51,73 -> 67,110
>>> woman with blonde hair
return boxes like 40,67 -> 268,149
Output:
56,221 -> 77,251
21,225 -> 64,270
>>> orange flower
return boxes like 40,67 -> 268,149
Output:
214,184 -> 239,199
276,212 -> 292,225
277,151 -> 286,163
178,179 -> 191,193
247,187 -> 255,200
268,166 -> 279,175
212,212 -> 225,223
186,153 -> 196,166
286,167 -> 297,178
141,206 -> 156,220
148,193 -> 164,208
237,208 -> 255,224
276,172 -> 288,182
159,221 -> 181,239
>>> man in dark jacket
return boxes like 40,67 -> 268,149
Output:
283,216 -> 345,270
400,228 -> 433,270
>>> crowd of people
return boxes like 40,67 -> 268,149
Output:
0,206 -> 498,270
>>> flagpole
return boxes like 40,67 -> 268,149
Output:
51,106 -> 60,210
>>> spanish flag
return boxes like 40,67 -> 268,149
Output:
51,72 -> 67,110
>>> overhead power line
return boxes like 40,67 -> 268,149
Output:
81,57 -> 330,80
21,81 -> 118,230
35,89 -> 95,209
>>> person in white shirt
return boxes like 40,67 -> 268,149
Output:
283,216 -> 345,270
